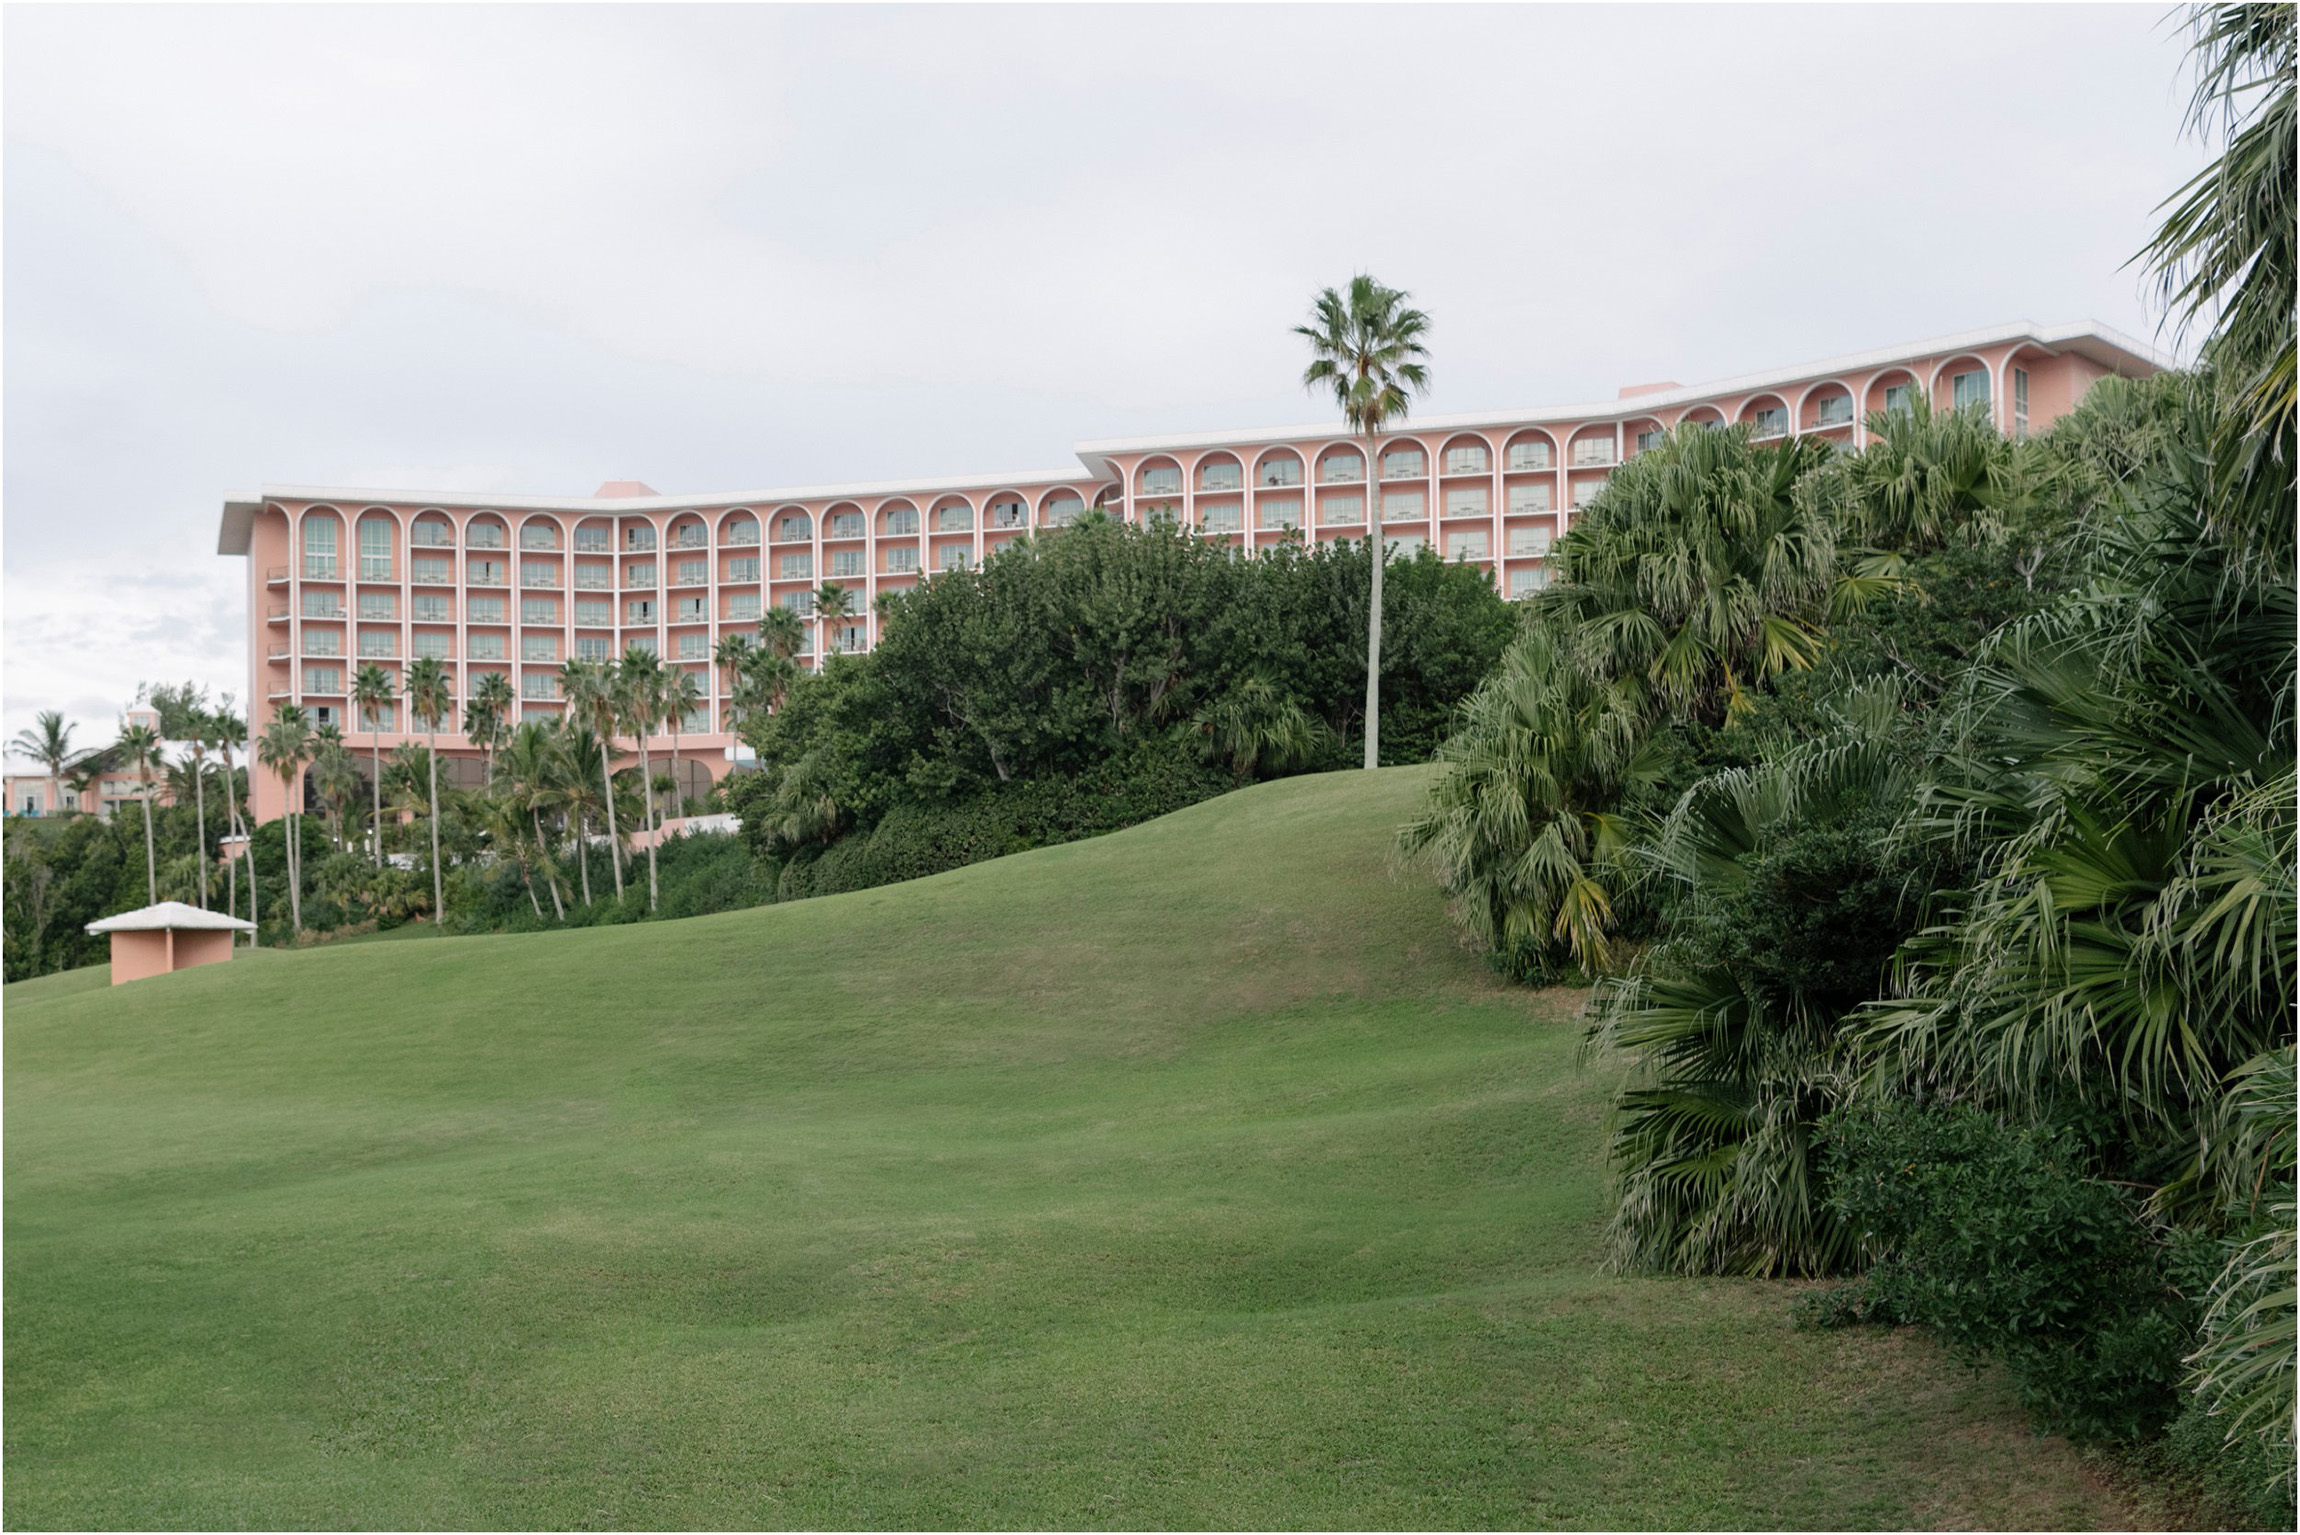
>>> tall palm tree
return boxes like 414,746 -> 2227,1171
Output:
144,684 -> 214,907
403,657 -> 455,924
116,720 -> 166,905
10,710 -> 91,818
562,657 -> 626,900
310,726 -> 363,854
811,582 -> 853,667
181,709 -> 215,907
351,662 -> 396,867
758,604 -> 806,665
617,646 -> 665,910
557,721 -> 609,907
1297,274 -> 1432,769
255,706 -> 311,933
462,668 -> 516,781
714,633 -> 757,740
664,668 -> 704,815
213,704 -> 255,942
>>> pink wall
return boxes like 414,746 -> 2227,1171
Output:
107,927 -> 234,984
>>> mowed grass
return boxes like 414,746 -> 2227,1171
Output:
5,769 -> 2157,1530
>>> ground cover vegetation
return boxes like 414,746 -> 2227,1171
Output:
1399,9 -> 2295,1520
4,769 -> 2204,1529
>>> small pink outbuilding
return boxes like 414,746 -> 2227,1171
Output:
86,902 -> 257,985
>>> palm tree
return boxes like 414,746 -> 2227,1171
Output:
616,646 -> 665,910
145,684 -> 215,907
1297,274 -> 1432,769
557,722 -> 609,907
213,704 -> 255,942
403,657 -> 455,924
811,582 -> 853,666
10,710 -> 81,817
714,633 -> 757,741
351,663 -> 396,866
562,657 -> 626,900
115,720 -> 165,905
310,726 -> 363,854
757,605 -> 806,665
492,719 -> 569,922
255,706 -> 311,933
664,668 -> 704,815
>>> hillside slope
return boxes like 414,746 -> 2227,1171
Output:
5,769 -> 2159,1529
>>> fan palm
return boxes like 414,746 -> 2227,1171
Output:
1536,424 -> 1838,726
1587,685 -> 1920,1277
2139,2 -> 2295,476
1297,274 -> 1432,769
145,684 -> 216,908
115,720 -> 166,906
351,663 -> 396,865
462,668 -> 515,780
403,657 -> 455,923
1398,623 -> 1660,981
255,706 -> 311,932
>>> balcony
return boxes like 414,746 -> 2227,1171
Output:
266,644 -> 289,661
411,570 -> 453,586
410,530 -> 455,549
268,684 -> 292,700
359,646 -> 399,661
266,566 -> 290,586
266,605 -> 292,624
670,532 -> 707,550
467,570 -> 509,588
672,573 -> 707,587
724,526 -> 760,546
1570,444 -> 1615,467
521,573 -> 562,589
988,510 -> 1026,530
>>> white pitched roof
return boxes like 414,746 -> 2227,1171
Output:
86,901 -> 258,934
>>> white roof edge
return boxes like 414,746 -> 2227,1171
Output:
1069,319 -> 2180,459
87,900 -> 259,934
235,467 -> 1105,518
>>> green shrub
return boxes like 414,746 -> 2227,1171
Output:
1815,1099 -> 2191,1441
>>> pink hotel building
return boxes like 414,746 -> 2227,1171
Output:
219,320 -> 2166,826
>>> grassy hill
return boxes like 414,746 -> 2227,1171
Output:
4,769 -> 2164,1529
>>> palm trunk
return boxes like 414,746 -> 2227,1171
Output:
577,809 -> 593,906
599,725 -> 626,899
532,808 -> 566,921
426,728 -> 443,924
637,736 -> 660,911
1362,428 -> 1384,770
234,755 -> 258,946
193,755 -> 210,907
371,737 -> 384,868
140,791 -> 157,904
669,728 -> 682,821
284,782 -> 303,934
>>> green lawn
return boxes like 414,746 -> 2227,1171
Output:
4,769 -> 2169,1529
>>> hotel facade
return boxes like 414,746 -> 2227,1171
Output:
219,320 -> 2166,826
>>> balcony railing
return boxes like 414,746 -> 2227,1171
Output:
670,532 -> 706,549
672,573 -> 706,587
411,570 -> 452,586
266,645 -> 289,661
724,530 -> 760,546
266,566 -> 290,586
411,530 -> 455,548
467,570 -> 509,587
266,604 -> 292,622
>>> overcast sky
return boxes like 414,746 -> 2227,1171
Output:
2,3 -> 2205,764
